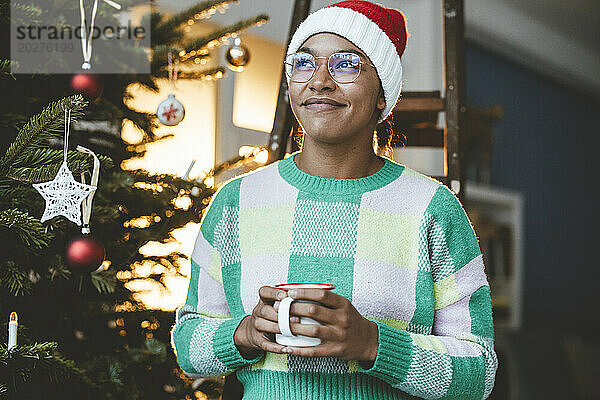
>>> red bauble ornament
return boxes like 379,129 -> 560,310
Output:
70,73 -> 103,102
66,234 -> 105,273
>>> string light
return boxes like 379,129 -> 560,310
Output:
176,15 -> 268,62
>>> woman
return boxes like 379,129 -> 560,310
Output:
171,1 -> 498,399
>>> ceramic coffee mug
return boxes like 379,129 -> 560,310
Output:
274,283 -> 336,347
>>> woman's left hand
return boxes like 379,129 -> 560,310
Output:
274,288 -> 379,362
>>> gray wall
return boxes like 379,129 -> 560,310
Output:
465,41 -> 599,331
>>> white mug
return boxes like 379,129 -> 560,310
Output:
274,283 -> 335,347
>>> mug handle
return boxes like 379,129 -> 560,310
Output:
277,296 -> 295,337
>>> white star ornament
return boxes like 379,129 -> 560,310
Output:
32,161 -> 97,225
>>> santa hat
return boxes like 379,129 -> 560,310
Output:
286,0 -> 409,123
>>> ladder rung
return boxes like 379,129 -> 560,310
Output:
393,97 -> 445,113
399,127 -> 444,147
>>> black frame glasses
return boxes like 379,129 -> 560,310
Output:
283,52 -> 376,84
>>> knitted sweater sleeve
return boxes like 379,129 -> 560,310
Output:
170,183 -> 264,378
358,184 -> 498,400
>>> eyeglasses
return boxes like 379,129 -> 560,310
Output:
283,52 -> 375,84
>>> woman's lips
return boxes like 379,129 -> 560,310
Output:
304,103 -> 346,111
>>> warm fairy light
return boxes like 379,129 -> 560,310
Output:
141,320 -> 150,328
8,311 -> 18,349
173,195 -> 192,210
194,391 -> 208,400
255,149 -> 269,164
238,146 -> 269,164
203,176 -> 214,188
125,216 -> 152,229
101,260 -> 111,271
133,261 -> 152,278
114,301 -> 137,312
116,270 -> 132,280
133,181 -> 164,192
121,119 -> 144,144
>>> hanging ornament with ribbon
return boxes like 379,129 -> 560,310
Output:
71,0 -> 121,102
79,0 -> 122,70
33,109 -> 97,225
225,37 -> 250,71
156,52 -> 185,126
65,145 -> 106,273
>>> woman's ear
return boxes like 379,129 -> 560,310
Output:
376,85 -> 386,110
377,91 -> 386,111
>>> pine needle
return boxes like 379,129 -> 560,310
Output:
0,59 -> 19,80
90,269 -> 117,293
0,260 -> 32,296
0,209 -> 51,252
156,0 -> 239,35
0,95 -> 88,175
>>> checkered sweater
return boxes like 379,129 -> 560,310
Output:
171,150 -> 497,400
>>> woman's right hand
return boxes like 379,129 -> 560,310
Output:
234,286 -> 297,359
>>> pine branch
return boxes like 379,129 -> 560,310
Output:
42,354 -> 99,388
5,148 -> 114,183
0,95 -> 88,175
151,14 -> 269,72
150,45 -> 185,74
46,254 -> 72,282
154,66 -> 227,81
0,60 -> 19,80
0,342 -> 99,389
2,2 -> 42,24
0,209 -> 52,253
179,15 -> 269,64
0,261 -> 32,296
155,0 -> 238,38
90,269 -> 117,294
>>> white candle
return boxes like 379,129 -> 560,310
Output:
8,312 -> 17,350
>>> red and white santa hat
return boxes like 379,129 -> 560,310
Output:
286,0 -> 409,123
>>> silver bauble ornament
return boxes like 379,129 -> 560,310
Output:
225,38 -> 250,71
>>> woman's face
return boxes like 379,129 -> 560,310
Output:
288,32 -> 386,146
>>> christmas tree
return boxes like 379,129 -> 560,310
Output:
0,1 -> 268,398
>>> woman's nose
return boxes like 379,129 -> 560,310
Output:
309,62 -> 336,90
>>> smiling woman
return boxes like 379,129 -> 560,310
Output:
170,1 -> 497,399
287,31 -> 387,176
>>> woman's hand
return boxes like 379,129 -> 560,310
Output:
274,288 -> 379,363
234,286 -> 297,359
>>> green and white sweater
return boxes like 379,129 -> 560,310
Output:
171,150 -> 497,400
